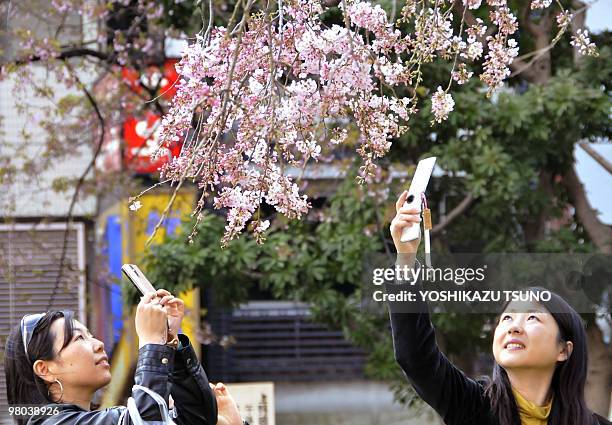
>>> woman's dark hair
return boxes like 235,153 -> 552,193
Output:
4,310 -> 75,425
483,287 -> 597,425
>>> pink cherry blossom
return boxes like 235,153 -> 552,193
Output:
570,29 -> 598,57
431,87 -> 455,123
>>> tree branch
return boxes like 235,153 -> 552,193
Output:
47,60 -> 107,309
9,47 -> 108,67
578,142 -> 612,176
521,1 -> 541,38
431,193 -> 475,235
452,0 -> 477,27
509,55 -> 537,81
561,166 -> 612,254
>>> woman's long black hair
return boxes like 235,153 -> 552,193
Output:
483,287 -> 597,425
4,310 -> 75,425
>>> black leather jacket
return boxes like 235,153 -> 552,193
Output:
27,334 -> 217,425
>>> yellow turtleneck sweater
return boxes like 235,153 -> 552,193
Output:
512,388 -> 553,425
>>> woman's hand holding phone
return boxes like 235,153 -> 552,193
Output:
135,292 -> 169,348
391,190 -> 422,254
124,263 -> 185,344
154,288 -> 185,342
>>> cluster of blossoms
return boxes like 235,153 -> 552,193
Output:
479,7 -> 519,94
570,29 -> 598,57
157,0 -> 413,245
530,0 -> 553,10
20,35 -> 61,62
555,11 -> 573,31
152,0 -> 594,244
452,63 -> 474,85
431,87 -> 455,123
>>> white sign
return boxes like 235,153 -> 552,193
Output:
225,382 -> 275,425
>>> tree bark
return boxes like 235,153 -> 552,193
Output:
522,170 -> 554,248
585,322 -> 612,416
571,0 -> 588,66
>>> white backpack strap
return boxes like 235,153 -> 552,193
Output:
127,397 -> 145,425
131,385 -> 173,424
118,406 -> 128,425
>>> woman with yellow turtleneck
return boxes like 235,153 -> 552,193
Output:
386,190 -> 611,425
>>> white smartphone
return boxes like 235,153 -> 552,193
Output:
122,264 -> 157,295
400,156 -> 437,242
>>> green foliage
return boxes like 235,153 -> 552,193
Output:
142,171 -> 416,396
138,215 -> 258,306
534,227 -> 595,253
157,0 -> 204,34
142,168 -> 387,305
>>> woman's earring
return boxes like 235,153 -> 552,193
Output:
48,378 -> 64,403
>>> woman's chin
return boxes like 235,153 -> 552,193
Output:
100,372 -> 112,386
498,352 -> 528,368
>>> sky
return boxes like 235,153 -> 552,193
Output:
586,0 -> 612,33
575,145 -> 612,225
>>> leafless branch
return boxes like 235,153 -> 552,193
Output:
47,60 -> 106,309
8,47 -> 108,67
578,142 -> 612,176
431,193 -> 475,235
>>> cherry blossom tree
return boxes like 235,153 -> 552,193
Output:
138,0 -> 599,246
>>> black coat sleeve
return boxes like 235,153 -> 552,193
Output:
387,258 -> 490,425
170,334 -> 218,425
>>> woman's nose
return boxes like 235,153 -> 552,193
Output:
507,324 -> 523,334
93,338 -> 105,352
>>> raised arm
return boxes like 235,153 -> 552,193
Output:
154,290 -> 218,424
388,191 -> 489,425
170,334 -> 218,425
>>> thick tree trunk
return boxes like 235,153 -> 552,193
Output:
522,170 -> 554,248
585,323 -> 612,416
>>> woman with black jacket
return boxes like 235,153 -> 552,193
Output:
388,190 -> 611,425
4,290 -> 218,425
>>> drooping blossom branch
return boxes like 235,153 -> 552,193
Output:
136,0 -> 599,246
3,0 -> 598,247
